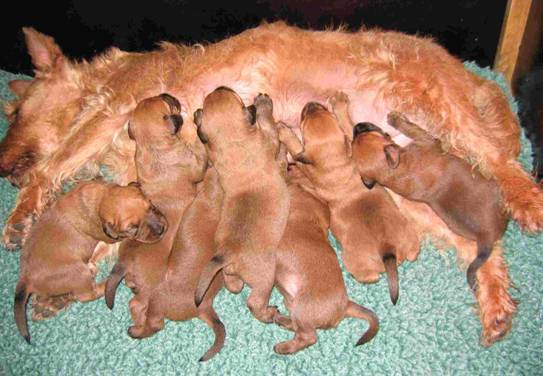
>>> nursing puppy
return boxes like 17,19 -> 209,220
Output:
105,94 -> 208,337
278,96 -> 419,304
14,180 -> 166,343
271,166 -> 379,354
111,168 -> 225,361
351,112 -> 509,291
194,88 -> 290,325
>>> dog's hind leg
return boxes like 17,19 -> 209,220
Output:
457,242 -> 516,346
273,323 -> 317,355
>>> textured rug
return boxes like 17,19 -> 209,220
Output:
0,65 -> 541,376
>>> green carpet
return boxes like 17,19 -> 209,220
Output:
0,65 -> 541,376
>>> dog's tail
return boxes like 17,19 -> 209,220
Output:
14,280 -> 31,344
105,262 -> 126,310
198,307 -> 226,362
383,253 -> 399,305
466,243 -> 493,292
345,300 -> 379,346
195,253 -> 231,307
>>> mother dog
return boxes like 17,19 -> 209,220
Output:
1,21 -> 539,345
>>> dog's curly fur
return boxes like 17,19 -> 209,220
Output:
1,21 -> 539,345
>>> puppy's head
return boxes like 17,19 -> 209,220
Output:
193,86 -> 256,150
294,101 -> 348,165
351,122 -> 401,188
127,93 -> 183,145
99,183 -> 168,243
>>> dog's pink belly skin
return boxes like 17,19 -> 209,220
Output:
175,75 -> 411,146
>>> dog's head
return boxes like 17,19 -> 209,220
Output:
98,183 -> 168,243
193,86 -> 256,150
1,28 -> 84,187
128,93 -> 184,144
351,122 -> 401,188
292,101 -> 349,166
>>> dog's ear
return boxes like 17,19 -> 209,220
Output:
193,109 -> 203,127
22,27 -> 64,72
102,222 -> 119,240
127,122 -> 135,140
384,144 -> 401,169
245,105 -> 256,125
294,152 -> 313,165
127,181 -> 140,188
164,114 -> 183,135
362,177 -> 376,189
8,80 -> 31,98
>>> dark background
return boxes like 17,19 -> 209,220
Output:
0,0 -> 514,75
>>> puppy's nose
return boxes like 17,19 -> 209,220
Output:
353,122 -> 380,139
301,102 -> 326,121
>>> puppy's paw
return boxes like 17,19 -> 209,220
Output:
32,295 -> 72,321
127,325 -> 146,339
253,93 -> 273,114
329,91 -> 350,109
387,111 -> 407,127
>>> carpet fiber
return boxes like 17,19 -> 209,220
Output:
0,66 -> 541,376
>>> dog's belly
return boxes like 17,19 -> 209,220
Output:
230,81 -> 414,147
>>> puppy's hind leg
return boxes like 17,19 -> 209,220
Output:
273,323 -> 318,355
245,263 -> 280,324
127,296 -> 164,339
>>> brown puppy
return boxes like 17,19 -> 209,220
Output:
126,167 -> 226,361
193,89 -> 290,325
271,166 -> 379,354
14,180 -> 166,343
351,112 -> 509,291
104,94 -> 208,338
278,95 -> 419,304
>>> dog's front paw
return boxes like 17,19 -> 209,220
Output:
3,178 -> 53,250
253,93 -> 273,114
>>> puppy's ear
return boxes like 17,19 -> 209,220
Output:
245,105 -> 256,125
128,181 -> 140,188
102,222 -> 119,240
362,177 -> 376,189
294,152 -> 312,165
127,122 -> 135,140
384,144 -> 401,169
193,108 -> 203,127
164,114 -> 183,135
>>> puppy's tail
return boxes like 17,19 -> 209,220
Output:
14,280 -> 31,344
195,253 -> 231,307
466,243 -> 493,292
198,307 -> 226,362
383,253 -> 399,305
105,262 -> 126,310
345,300 -> 379,346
